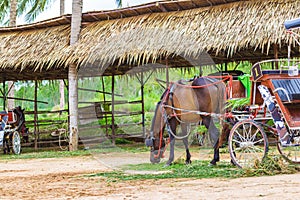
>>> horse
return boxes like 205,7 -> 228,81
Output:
1,106 -> 28,154
145,77 -> 226,166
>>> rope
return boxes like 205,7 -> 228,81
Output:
166,120 -> 191,140
163,104 -> 227,119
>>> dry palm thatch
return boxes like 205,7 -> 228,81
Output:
0,0 -> 300,79
71,0 -> 300,74
0,25 -> 71,72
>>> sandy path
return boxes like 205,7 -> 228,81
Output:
0,152 -> 299,200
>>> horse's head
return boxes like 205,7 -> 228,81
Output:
145,101 -> 166,164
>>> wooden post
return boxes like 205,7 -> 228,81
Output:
101,77 -> 108,137
166,58 -> 169,87
141,72 -> 145,137
274,44 -> 279,69
2,80 -> 5,110
199,66 -> 203,77
111,73 -> 115,145
34,80 -> 38,150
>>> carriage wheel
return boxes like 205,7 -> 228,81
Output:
228,120 -> 268,168
12,131 -> 21,155
277,130 -> 300,164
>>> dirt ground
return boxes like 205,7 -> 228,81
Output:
0,151 -> 300,200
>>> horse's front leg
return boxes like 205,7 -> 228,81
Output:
182,124 -> 191,164
166,118 -> 177,166
166,135 -> 175,166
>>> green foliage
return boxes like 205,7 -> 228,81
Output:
115,0 -> 122,8
0,0 -> 9,24
0,0 -> 55,25
226,97 -> 250,111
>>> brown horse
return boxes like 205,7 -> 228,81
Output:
145,77 -> 226,166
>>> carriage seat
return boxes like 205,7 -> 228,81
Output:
272,79 -> 300,101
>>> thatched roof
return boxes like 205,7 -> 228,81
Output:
0,0 -> 300,81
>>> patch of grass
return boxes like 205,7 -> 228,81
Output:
117,143 -> 149,153
88,160 -> 244,181
88,154 -> 300,181
0,143 -> 149,161
0,149 -> 91,160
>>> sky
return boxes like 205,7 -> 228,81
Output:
18,0 -> 154,25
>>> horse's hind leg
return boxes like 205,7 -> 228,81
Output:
211,140 -> 220,166
182,124 -> 191,164
202,116 -> 220,165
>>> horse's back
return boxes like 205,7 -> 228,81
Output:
192,77 -> 226,114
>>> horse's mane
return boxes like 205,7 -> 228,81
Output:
159,88 -> 169,100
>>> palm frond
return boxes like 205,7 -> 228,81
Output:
0,0 -> 9,24
24,0 -> 53,22
115,0 -> 122,8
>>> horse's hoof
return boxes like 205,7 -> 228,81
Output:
230,159 -> 235,166
185,160 -> 192,165
209,160 -> 217,166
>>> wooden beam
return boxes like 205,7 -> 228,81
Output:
78,87 -> 122,97
0,96 -> 48,104
156,2 -> 167,12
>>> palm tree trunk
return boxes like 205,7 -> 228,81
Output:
7,0 -> 17,110
60,0 -> 65,15
9,0 -> 17,26
68,0 -> 82,151
59,0 -> 65,113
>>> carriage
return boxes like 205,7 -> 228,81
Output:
227,18 -> 300,168
146,17 -> 300,168
0,106 -> 27,155
227,60 -> 300,168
